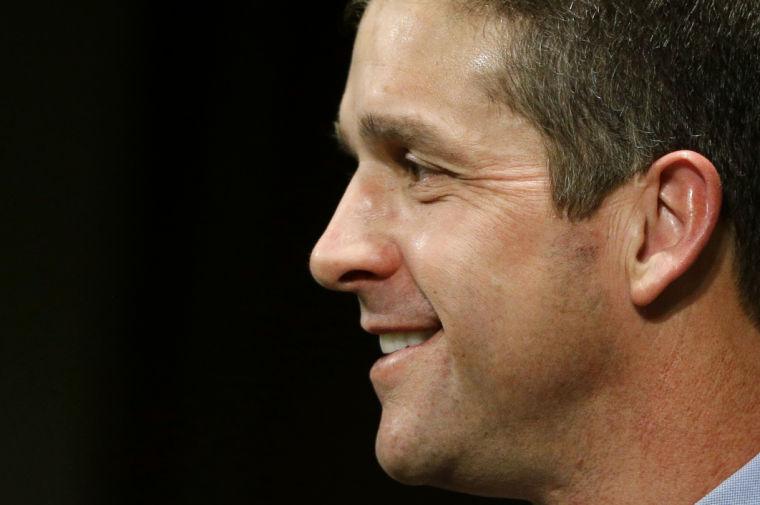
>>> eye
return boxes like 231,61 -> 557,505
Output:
402,152 -> 439,182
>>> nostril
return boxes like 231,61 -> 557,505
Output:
338,270 -> 378,284
310,236 -> 402,291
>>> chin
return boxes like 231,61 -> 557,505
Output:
375,434 -> 507,498
373,410 -> 455,488
376,433 -> 523,499
375,437 -> 436,486
373,408 -> 527,499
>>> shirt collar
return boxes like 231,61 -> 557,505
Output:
696,452 -> 760,504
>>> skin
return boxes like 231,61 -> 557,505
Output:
310,0 -> 760,503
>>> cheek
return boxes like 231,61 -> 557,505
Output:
406,211 -> 616,413
440,268 -> 614,433
406,201 -> 551,325
402,214 -> 542,379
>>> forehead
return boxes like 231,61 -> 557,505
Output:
340,0 -> 547,169
344,0 -> 501,122
355,0 -> 478,64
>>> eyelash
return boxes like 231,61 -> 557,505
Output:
402,153 -> 438,182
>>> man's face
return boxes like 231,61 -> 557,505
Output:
311,0 -> 623,497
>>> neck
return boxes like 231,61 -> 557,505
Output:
537,276 -> 760,504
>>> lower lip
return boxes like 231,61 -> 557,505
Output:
369,329 -> 444,385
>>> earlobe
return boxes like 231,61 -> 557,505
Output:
628,151 -> 722,307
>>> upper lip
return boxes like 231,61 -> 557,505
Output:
361,322 -> 443,336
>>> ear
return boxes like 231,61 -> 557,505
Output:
628,151 -> 722,307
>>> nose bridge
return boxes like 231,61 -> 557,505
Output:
334,170 -> 390,233
310,170 -> 400,291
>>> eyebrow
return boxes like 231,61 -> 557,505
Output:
333,113 -> 469,165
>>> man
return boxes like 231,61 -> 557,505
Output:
309,0 -> 760,503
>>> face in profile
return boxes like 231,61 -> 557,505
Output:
310,0 -> 624,497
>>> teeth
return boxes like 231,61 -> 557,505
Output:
379,330 -> 437,354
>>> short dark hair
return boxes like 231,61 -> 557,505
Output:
345,0 -> 760,325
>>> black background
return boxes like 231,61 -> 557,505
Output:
0,1 -> 525,503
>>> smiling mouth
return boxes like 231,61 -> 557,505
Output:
378,329 -> 440,354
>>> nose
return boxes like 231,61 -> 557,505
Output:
310,172 -> 402,292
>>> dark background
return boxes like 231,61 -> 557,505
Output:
0,1 -> 524,503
